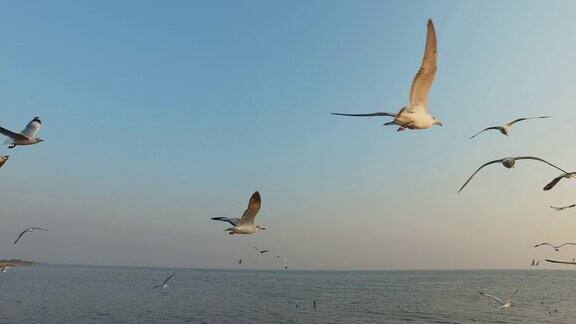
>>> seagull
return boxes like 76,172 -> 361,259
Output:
0,155 -> 8,168
545,259 -> 576,266
276,255 -> 288,269
550,204 -> 576,212
478,289 -> 518,309
534,242 -> 576,251
150,272 -> 175,289
237,258 -> 243,265
0,117 -> 43,148
211,191 -> 266,234
469,116 -> 550,139
530,259 -> 540,266
254,247 -> 269,256
543,172 -> 576,191
458,156 -> 568,194
13,227 -> 49,245
331,19 -> 442,131
1,265 -> 13,273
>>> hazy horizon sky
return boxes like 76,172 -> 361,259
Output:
2,1 -> 576,270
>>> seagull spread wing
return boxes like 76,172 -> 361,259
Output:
543,172 -> 576,191
211,217 -> 240,226
546,259 -> 576,265
32,227 -> 49,232
514,156 -> 568,174
331,112 -> 397,118
469,127 -> 502,140
408,19 -> 437,113
458,159 -> 504,193
239,191 -> 261,226
20,117 -> 41,139
506,116 -> 550,127
478,291 -> 504,305
163,272 -> 175,285
558,243 -> 576,248
13,230 -> 28,245
534,243 -> 554,249
0,127 -> 29,141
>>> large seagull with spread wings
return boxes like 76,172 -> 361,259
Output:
0,117 -> 44,148
211,191 -> 265,234
332,19 -> 442,131
458,156 -> 568,194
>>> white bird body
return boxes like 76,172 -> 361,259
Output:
212,191 -> 265,235
393,111 -> 437,130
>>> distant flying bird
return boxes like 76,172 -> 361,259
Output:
0,155 -> 8,168
469,116 -> 550,140
0,117 -> 43,148
534,242 -> 576,251
332,19 -> 442,131
276,255 -> 288,269
1,265 -> 13,273
478,289 -> 518,309
237,259 -> 243,265
550,204 -> 576,212
530,259 -> 540,266
458,156 -> 568,194
543,172 -> 576,191
545,259 -> 576,266
150,272 -> 175,289
254,247 -> 269,256
13,227 -> 49,245
211,191 -> 266,234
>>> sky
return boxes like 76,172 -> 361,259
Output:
1,0 -> 576,270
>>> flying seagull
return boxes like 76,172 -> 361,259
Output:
332,19 -> 442,131
478,289 -> 518,309
237,258 -> 243,265
0,155 -> 8,168
1,265 -> 13,274
543,172 -> 576,191
550,204 -> 576,212
545,259 -> 576,266
254,247 -> 269,256
13,227 -> 49,245
469,116 -> 550,140
276,255 -> 288,269
0,117 -> 43,148
150,272 -> 175,289
211,191 -> 266,234
534,242 -> 576,251
530,259 -> 540,266
458,156 -> 568,194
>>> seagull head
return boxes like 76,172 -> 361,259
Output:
34,138 -> 44,144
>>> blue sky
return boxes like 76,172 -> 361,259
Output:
1,1 -> 576,269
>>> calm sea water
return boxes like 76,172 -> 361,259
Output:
1,265 -> 575,323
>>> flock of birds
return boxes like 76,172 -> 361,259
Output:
0,18 -> 574,311
331,19 -> 576,310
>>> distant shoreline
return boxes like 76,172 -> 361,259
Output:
0,259 -> 37,267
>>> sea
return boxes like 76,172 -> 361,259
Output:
1,265 -> 574,323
